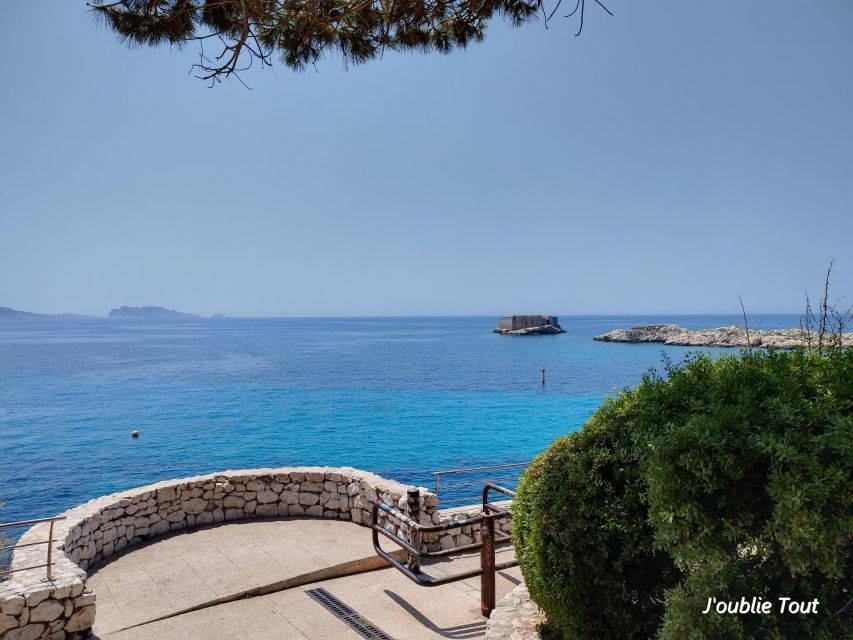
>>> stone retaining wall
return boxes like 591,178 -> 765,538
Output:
0,466 -> 511,640
484,583 -> 545,640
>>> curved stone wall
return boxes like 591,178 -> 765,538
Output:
1,466 -> 509,640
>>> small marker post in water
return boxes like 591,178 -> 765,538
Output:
131,430 -> 139,438
541,369 -> 546,385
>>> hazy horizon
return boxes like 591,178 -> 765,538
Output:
1,304 -> 810,320
2,1 -> 851,317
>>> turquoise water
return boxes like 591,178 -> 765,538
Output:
0,314 -> 799,523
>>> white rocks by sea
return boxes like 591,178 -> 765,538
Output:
593,324 -> 852,349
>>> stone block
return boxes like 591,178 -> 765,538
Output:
166,510 -> 186,523
24,588 -> 50,607
255,504 -> 277,517
298,493 -> 319,507
182,498 -> 207,515
29,598 -> 64,622
1,596 -> 25,616
65,605 -> 95,633
223,496 -> 245,509
256,490 -> 278,504
0,614 -> 18,635
3,623 -> 46,640
306,505 -> 323,517
156,487 -> 176,502
74,593 -> 96,608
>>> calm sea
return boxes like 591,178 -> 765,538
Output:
0,314 -> 799,523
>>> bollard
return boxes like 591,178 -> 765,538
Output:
406,489 -> 421,572
480,512 -> 496,617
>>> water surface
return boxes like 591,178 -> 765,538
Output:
0,314 -> 799,521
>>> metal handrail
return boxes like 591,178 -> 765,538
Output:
372,483 -> 517,617
430,462 -> 529,506
0,516 -> 66,581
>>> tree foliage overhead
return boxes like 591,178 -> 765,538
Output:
89,0 -> 611,84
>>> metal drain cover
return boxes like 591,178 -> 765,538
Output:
305,587 -> 394,640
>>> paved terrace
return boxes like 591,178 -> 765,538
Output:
88,518 -> 520,640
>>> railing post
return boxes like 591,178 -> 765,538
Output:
480,512 -> 496,617
46,521 -> 54,581
406,489 -> 421,572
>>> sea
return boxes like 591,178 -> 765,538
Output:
0,314 -> 800,526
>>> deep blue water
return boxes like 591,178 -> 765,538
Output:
0,314 -> 800,523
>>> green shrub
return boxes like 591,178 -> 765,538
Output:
647,349 -> 852,640
513,349 -> 852,640
512,392 -> 681,639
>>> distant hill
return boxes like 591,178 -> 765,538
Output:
0,306 -> 95,320
108,306 -> 202,320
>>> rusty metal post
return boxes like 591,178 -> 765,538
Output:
46,521 -> 54,581
480,513 -> 496,617
406,489 -> 421,572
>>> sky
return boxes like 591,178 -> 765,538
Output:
1,1 -> 851,317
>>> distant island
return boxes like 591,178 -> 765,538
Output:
0,306 -> 94,320
108,306 -> 202,320
593,324 -> 852,349
494,315 -> 565,335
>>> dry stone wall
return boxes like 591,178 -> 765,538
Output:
1,466 -> 510,640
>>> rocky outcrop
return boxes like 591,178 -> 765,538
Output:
494,324 -> 565,336
593,324 -> 853,349
495,316 -> 565,335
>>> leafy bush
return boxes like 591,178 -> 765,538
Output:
513,349 -> 852,640
512,392 -> 681,639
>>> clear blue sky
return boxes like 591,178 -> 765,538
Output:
1,1 -> 851,317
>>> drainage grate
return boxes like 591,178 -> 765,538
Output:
305,587 -> 394,640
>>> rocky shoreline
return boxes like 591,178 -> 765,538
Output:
593,324 -> 852,349
494,325 -> 565,335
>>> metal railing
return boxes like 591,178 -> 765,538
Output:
372,483 -> 517,617
0,516 -> 66,581
430,462 -> 528,508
